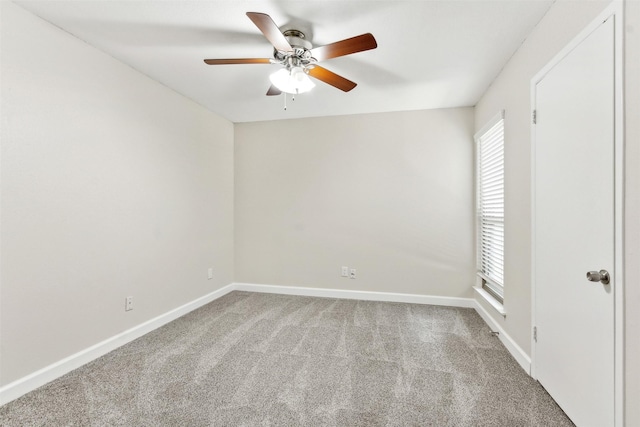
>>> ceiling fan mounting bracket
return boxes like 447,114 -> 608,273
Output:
282,29 -> 312,52
283,29 -> 306,39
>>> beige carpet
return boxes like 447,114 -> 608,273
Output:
0,291 -> 574,426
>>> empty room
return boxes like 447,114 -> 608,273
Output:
0,0 -> 638,425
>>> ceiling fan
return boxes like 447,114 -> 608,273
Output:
204,12 -> 377,96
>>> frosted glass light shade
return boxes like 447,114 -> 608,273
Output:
269,67 -> 315,94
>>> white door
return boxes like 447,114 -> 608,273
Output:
533,17 -> 615,427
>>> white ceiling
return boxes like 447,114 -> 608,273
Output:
14,0 -> 554,123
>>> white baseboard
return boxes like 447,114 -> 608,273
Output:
1,282 -> 531,406
473,298 -> 531,374
0,284 -> 236,406
233,282 -> 476,308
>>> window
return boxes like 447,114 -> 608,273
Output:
475,111 -> 505,304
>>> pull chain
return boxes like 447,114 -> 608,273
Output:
282,91 -> 298,111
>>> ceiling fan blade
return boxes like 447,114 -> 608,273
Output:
266,85 -> 282,96
307,66 -> 357,92
310,33 -> 377,61
204,58 -> 272,65
246,12 -> 293,53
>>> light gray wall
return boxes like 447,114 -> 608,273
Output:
235,108 -> 475,297
0,2 -> 234,385
624,1 -> 640,424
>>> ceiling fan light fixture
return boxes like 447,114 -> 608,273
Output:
269,66 -> 315,94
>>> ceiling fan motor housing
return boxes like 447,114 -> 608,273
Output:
274,30 -> 315,70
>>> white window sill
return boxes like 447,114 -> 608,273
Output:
474,286 -> 506,317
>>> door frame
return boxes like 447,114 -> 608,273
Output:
530,1 -> 625,426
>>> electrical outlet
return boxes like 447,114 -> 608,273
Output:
125,296 -> 133,311
208,267 -> 213,280
349,268 -> 357,279
341,266 -> 349,277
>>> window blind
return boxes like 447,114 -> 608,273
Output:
476,112 -> 505,301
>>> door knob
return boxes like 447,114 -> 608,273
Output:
586,270 -> 610,285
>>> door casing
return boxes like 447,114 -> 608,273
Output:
530,2 -> 625,426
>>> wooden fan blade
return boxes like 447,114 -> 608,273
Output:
307,66 -> 357,92
204,58 -> 271,65
266,85 -> 282,96
310,33 -> 377,61
246,12 -> 293,53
